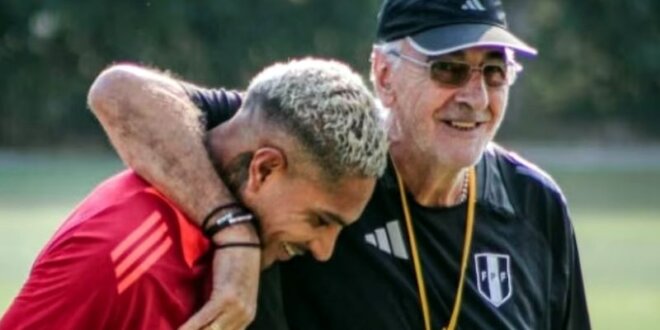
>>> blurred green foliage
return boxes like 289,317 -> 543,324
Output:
1,0 -> 658,147
508,0 -> 660,142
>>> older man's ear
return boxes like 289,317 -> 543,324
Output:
371,51 -> 396,106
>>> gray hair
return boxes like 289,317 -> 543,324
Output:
373,39 -> 404,67
243,57 -> 388,179
369,39 -> 404,87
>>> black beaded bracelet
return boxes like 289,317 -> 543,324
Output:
201,202 -> 242,230
215,242 -> 262,250
204,212 -> 255,238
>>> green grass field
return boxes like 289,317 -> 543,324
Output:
1,151 -> 659,329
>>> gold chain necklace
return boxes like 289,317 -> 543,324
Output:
394,166 -> 477,330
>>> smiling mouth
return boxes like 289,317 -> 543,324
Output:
282,242 -> 305,258
442,120 -> 482,131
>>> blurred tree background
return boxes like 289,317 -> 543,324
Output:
0,0 -> 658,147
3,2 -> 660,328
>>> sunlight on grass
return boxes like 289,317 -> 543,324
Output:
572,215 -> 660,329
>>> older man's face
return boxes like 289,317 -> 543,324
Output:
382,43 -> 511,170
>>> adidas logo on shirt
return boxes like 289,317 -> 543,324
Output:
364,220 -> 409,260
461,0 -> 486,11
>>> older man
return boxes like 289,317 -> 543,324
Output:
80,1 -> 591,329
266,1 -> 591,329
0,58 -> 388,330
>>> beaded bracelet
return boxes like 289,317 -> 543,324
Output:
201,202 -> 242,231
214,242 -> 262,250
204,212 -> 255,238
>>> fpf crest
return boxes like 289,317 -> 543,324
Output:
474,253 -> 512,307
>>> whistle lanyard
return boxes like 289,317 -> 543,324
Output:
394,166 -> 476,330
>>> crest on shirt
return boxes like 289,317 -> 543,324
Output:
474,253 -> 512,307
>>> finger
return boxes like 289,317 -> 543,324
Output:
215,308 -> 250,330
200,311 -> 246,330
201,322 -> 223,330
178,304 -> 221,330
201,324 -> 216,330
202,302 -> 251,330
202,314 -> 236,330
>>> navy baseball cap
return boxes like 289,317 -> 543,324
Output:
376,0 -> 537,56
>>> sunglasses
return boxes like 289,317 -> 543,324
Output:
388,51 -> 519,88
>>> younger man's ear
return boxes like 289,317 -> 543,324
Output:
245,147 -> 287,193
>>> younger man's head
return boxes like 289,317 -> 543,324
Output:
207,58 -> 388,268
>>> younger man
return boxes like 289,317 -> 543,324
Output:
0,58 -> 388,330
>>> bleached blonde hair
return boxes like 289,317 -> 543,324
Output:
243,57 -> 388,179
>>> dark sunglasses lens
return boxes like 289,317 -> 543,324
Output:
429,61 -> 509,87
429,61 -> 471,86
483,64 -> 507,87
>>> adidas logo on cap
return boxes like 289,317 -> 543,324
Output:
461,0 -> 486,11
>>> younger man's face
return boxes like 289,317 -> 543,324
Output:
246,164 -> 375,269
208,124 -> 378,269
